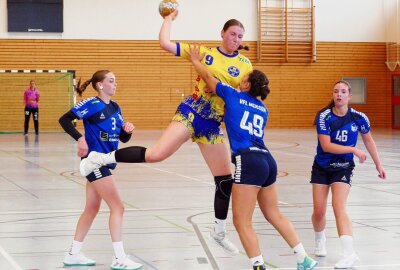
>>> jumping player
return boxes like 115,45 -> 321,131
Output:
80,10 -> 252,255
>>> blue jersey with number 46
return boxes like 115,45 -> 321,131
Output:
216,82 -> 268,155
71,97 -> 124,156
315,108 -> 370,167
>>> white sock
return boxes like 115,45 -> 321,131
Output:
315,230 -> 326,242
293,243 -> 306,263
339,235 -> 355,256
250,254 -> 264,266
214,218 -> 226,234
69,240 -> 82,255
104,151 -> 116,164
113,241 -> 126,260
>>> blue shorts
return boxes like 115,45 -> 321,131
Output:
233,149 -> 277,188
86,166 -> 113,182
172,103 -> 224,144
310,160 -> 355,186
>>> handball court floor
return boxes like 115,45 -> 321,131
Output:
0,129 -> 399,270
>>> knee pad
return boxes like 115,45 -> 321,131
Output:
214,175 -> 233,200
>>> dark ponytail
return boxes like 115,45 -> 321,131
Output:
248,70 -> 270,100
76,78 -> 92,97
237,44 -> 250,51
75,70 -> 111,97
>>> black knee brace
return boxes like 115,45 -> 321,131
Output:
214,175 -> 233,220
214,175 -> 233,199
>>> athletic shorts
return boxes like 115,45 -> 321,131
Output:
86,166 -> 112,182
233,149 -> 277,188
310,160 -> 355,186
172,103 -> 224,144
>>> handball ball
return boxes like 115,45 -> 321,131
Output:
159,0 -> 179,18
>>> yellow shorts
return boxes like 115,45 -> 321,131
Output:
172,103 -> 224,144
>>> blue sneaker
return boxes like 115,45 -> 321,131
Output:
297,255 -> 318,270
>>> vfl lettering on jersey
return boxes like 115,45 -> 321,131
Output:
319,109 -> 331,131
239,99 -> 266,112
74,97 -> 96,109
228,66 -> 240,77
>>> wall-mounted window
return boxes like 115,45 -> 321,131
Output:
342,77 -> 367,104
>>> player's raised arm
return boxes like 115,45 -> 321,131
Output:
159,10 -> 179,54
186,45 -> 218,94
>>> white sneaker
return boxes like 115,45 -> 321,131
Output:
63,252 -> 96,266
314,239 -> 327,257
334,253 -> 359,269
211,229 -> 239,256
110,255 -> 143,270
80,151 -> 105,176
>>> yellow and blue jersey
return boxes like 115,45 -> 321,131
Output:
176,42 -> 253,122
315,108 -> 371,167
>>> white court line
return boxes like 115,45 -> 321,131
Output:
0,245 -> 23,270
259,264 -> 400,270
137,163 -> 215,186
0,206 -> 213,215
137,163 -> 291,206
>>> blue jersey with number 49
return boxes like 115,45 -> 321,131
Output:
315,108 -> 370,167
216,82 -> 268,155
71,97 -> 124,155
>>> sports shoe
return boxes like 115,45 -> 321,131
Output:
253,264 -> 267,270
110,255 -> 143,270
334,253 -> 359,269
63,252 -> 96,266
80,151 -> 105,176
210,229 -> 239,256
314,238 -> 327,257
297,255 -> 318,270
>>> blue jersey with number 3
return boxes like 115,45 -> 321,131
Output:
216,82 -> 268,155
315,108 -> 370,167
71,97 -> 124,155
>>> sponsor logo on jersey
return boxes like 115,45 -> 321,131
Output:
100,113 -> 105,120
228,66 -> 240,77
341,175 -> 347,181
100,131 -> 108,141
238,56 -> 250,64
